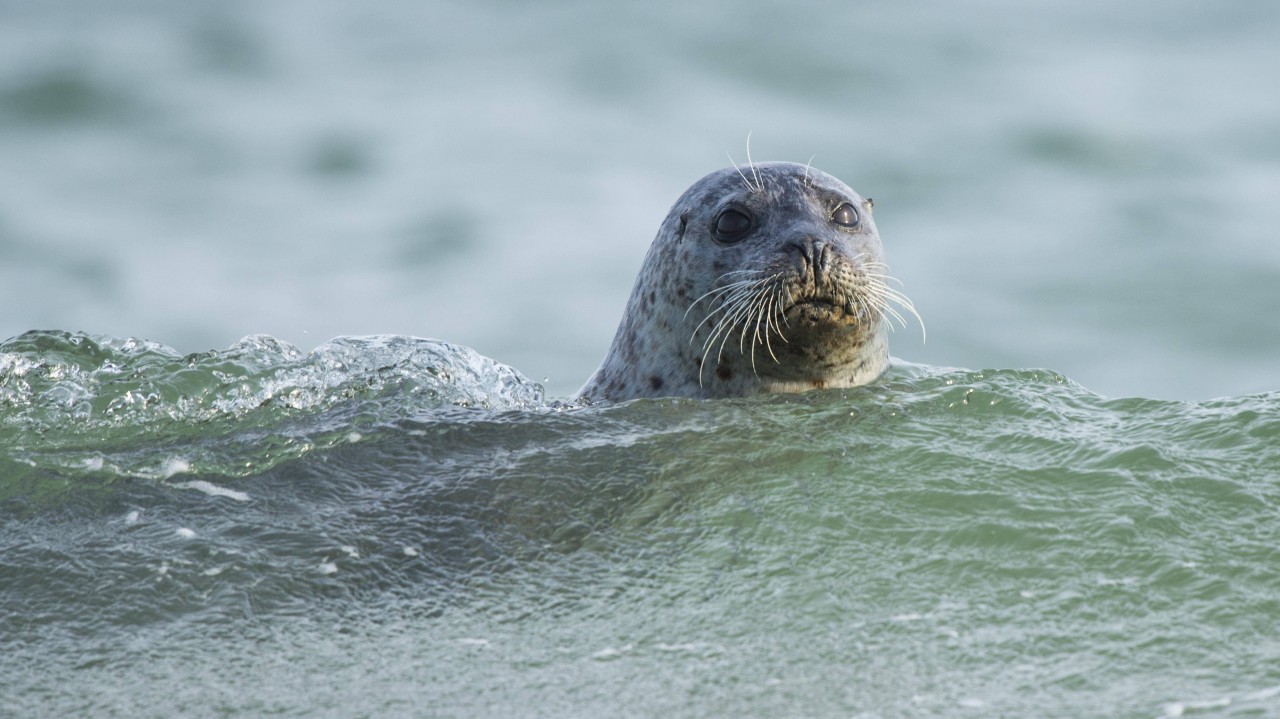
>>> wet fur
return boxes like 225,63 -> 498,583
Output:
577,161 -> 920,402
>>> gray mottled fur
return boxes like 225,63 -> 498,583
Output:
577,162 -> 892,402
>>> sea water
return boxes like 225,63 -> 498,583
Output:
3,1 -> 1280,717
2,331 -> 1278,717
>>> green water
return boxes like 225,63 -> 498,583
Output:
3,332 -> 1278,717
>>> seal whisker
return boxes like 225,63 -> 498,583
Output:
743,279 -> 779,373
708,303 -> 746,367
726,153 -> 758,194
860,263 -> 909,286
849,256 -> 925,342
862,269 -> 895,277
719,282 -> 769,354
866,275 -> 920,317
861,273 -> 907,289
740,280 -> 773,354
697,308 -> 740,386
693,272 -> 784,380
694,273 -> 771,315
760,307 -> 778,365
741,296 -> 760,356
698,302 -> 743,359
761,288 -> 784,363
698,279 -> 767,365
771,286 -> 790,341
745,132 -> 763,193
689,278 -> 759,307
859,276 -> 925,342
851,287 -> 873,323
875,296 -> 911,329
881,287 -> 926,342
684,273 -> 768,324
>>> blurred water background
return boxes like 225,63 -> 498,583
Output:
3,1 -> 1280,717
2,0 -> 1277,400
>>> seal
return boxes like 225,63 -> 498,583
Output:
576,161 -> 920,402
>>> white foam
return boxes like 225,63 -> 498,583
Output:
591,644 -> 633,660
318,561 -> 338,575
1163,684 -> 1280,716
175,527 -> 197,539
402,546 -> 420,557
1243,684 -> 1280,701
171,480 -> 251,502
1162,697 -> 1231,716
160,457 -> 192,478
124,510 -> 142,524
655,642 -> 723,654
1095,575 -> 1138,586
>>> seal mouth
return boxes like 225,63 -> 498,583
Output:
784,298 -> 856,326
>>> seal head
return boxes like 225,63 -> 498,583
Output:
577,161 -> 918,402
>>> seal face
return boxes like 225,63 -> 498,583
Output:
577,161 -> 919,402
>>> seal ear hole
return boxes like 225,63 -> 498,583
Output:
678,210 -> 689,236
831,202 -> 861,228
713,207 -> 753,243
863,197 -> 874,211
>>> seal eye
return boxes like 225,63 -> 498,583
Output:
832,203 -> 860,228
713,208 -> 753,243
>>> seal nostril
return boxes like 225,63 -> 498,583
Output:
791,237 -> 825,266
812,241 -> 829,286
818,242 -> 834,274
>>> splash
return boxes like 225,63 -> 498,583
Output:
0,331 -> 545,481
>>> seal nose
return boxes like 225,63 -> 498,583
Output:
791,237 -> 832,286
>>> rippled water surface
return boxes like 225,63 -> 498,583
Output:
3,332 -> 1279,717
4,1 -> 1280,717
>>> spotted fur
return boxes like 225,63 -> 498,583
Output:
576,162 -> 920,402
